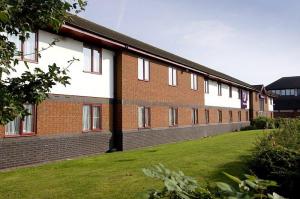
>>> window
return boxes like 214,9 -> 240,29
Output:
169,107 -> 178,126
297,89 -> 300,96
204,79 -> 209,93
238,111 -> 242,122
82,105 -> 101,131
229,86 -> 232,98
259,98 -> 264,111
238,89 -> 241,99
191,108 -> 198,125
191,73 -> 198,90
246,111 -> 249,121
281,90 -> 285,96
229,111 -> 233,123
83,45 -> 102,74
138,107 -> 150,128
275,90 -> 281,95
218,110 -> 222,123
270,98 -> 273,105
205,109 -> 210,124
218,83 -> 222,96
7,32 -> 38,62
5,104 -> 35,136
265,97 -> 268,104
255,93 -> 258,101
138,58 -> 150,81
291,89 -> 295,96
286,89 -> 291,96
168,67 -> 177,86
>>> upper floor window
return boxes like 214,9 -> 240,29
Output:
138,106 -> 150,128
259,98 -> 264,111
83,45 -> 102,74
191,108 -> 198,125
270,98 -> 273,105
204,79 -> 209,93
168,67 -> 177,86
218,83 -> 222,96
5,104 -> 35,136
82,104 -> 101,131
191,73 -> 198,90
229,86 -> 232,98
169,107 -> 178,126
238,89 -> 241,99
7,32 -> 38,62
138,58 -> 149,81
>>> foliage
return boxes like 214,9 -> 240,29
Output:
143,164 -> 212,199
0,0 -> 86,125
249,119 -> 300,198
143,164 -> 285,199
251,116 -> 275,129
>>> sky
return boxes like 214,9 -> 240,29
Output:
79,0 -> 300,85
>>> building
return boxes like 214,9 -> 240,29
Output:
0,16 -> 274,169
266,76 -> 300,118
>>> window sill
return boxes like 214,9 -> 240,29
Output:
83,71 -> 102,75
17,58 -> 38,64
168,85 -> 177,87
82,129 -> 102,133
169,125 -> 178,127
138,79 -> 150,82
4,133 -> 36,138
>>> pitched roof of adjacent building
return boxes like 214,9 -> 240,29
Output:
252,84 -> 277,97
66,15 -> 254,89
266,76 -> 300,90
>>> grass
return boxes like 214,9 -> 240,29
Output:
0,130 -> 266,199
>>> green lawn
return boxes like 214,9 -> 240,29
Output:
0,130 -> 265,199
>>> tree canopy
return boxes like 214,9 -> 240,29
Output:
0,0 -> 86,125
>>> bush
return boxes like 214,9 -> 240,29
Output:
142,164 -> 285,199
251,116 -> 275,129
249,119 -> 300,198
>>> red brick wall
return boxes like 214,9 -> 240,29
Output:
0,99 -> 112,137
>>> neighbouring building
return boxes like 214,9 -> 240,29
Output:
0,16 -> 274,169
266,76 -> 300,118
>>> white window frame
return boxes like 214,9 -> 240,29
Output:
192,108 -> 198,125
218,83 -> 222,96
168,67 -> 177,86
138,106 -> 150,128
138,58 -> 150,81
169,107 -> 178,126
191,73 -> 198,90
204,79 -> 209,93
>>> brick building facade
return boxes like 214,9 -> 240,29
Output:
0,16 -> 274,169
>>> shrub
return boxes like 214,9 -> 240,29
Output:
249,119 -> 300,198
251,116 -> 275,129
142,164 -> 285,199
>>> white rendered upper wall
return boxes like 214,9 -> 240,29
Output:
8,30 -> 115,99
204,80 -> 250,109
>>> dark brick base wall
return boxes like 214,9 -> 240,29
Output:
120,122 -> 250,150
0,132 -> 112,169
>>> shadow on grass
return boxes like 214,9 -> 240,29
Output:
115,158 -> 137,162
208,154 -> 252,183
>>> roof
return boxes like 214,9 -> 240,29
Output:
251,84 -> 277,97
266,76 -> 300,90
66,15 -> 253,89
252,85 -> 264,92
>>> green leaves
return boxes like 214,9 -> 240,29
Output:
0,0 -> 84,124
143,165 -> 286,199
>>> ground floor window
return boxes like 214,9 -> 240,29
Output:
238,111 -> 242,122
218,110 -> 222,123
82,104 -> 101,131
138,106 -> 150,128
229,111 -> 233,123
205,109 -> 210,124
169,107 -> 178,126
191,108 -> 198,125
5,104 -> 35,136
